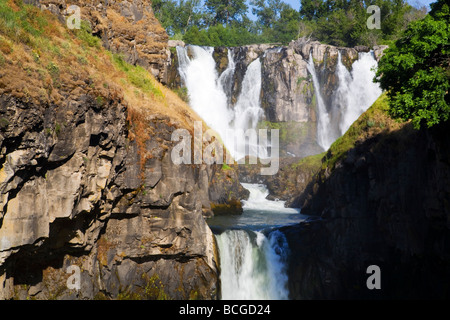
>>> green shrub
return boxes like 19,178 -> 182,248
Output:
74,20 -> 101,49
111,53 -> 164,98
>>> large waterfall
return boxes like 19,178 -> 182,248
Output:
335,52 -> 383,134
177,45 -> 381,155
176,45 -> 265,160
307,52 -> 332,151
176,45 -> 383,300
307,51 -> 382,151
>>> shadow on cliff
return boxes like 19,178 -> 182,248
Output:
6,207 -> 101,293
283,120 -> 450,299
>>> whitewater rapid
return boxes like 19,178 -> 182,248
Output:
212,183 -> 302,300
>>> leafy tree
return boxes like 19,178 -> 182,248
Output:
152,0 -> 204,36
251,0 -> 286,28
297,0 -> 428,47
204,0 -> 248,26
299,0 -> 328,20
151,0 -> 428,47
375,0 -> 450,129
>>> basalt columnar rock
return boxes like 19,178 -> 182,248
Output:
0,91 -> 223,300
281,96 -> 450,299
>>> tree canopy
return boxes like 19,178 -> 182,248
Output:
151,0 -> 429,47
375,0 -> 450,129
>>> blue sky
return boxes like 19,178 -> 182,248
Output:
261,0 -> 436,11
243,0 -> 436,20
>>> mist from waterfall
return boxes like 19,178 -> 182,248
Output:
176,45 -> 265,160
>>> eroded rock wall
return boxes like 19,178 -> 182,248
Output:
0,0 -> 226,300
0,90 -> 221,299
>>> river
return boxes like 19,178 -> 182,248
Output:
207,183 -> 307,300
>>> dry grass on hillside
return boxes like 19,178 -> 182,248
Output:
0,0 -> 203,132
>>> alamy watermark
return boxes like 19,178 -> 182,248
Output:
65,5 -> 81,30
367,5 -> 381,30
366,265 -> 381,290
66,265 -> 81,291
171,121 -> 279,176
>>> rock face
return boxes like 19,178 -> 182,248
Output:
26,0 -> 170,83
283,119 -> 450,299
0,90 -> 221,299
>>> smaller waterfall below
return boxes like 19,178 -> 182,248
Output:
209,183 -> 304,300
216,229 -> 290,300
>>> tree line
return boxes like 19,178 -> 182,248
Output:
151,0 -> 428,47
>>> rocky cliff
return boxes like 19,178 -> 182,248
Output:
281,95 -> 450,299
0,0 -> 247,300
25,0 -> 171,83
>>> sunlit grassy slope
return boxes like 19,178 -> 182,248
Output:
0,0 -> 202,130
290,93 -> 407,181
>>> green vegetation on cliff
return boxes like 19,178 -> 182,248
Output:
0,0 -> 201,129
278,93 -> 406,207
376,0 -> 450,129
321,94 -> 403,170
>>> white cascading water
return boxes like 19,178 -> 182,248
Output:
240,183 -> 299,213
307,51 -> 382,151
176,46 -> 232,138
216,229 -> 290,300
232,59 -> 266,159
176,45 -> 264,160
214,183 -> 297,300
335,51 -> 383,134
218,48 -> 236,105
306,52 -> 333,151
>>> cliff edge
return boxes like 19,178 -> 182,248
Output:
0,0 -> 237,300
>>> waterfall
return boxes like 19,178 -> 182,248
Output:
307,53 -> 332,151
218,49 -> 236,105
176,45 -> 265,160
212,183 -> 298,300
335,51 -> 383,134
216,229 -> 290,300
241,183 -> 299,213
176,45 -> 232,141
307,51 -> 382,151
